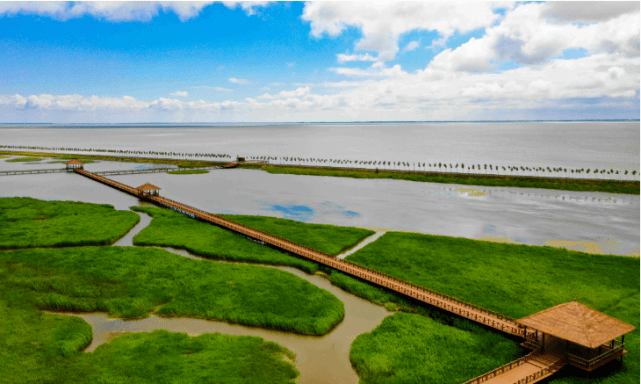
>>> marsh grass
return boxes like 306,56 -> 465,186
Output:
1,246 -> 344,334
168,169 -> 209,174
0,197 -> 140,249
238,164 -> 639,195
343,232 -> 639,384
350,312 -> 523,384
5,156 -> 43,162
177,161 -> 219,168
131,207 -> 320,273
0,297 -> 299,384
220,214 -> 375,255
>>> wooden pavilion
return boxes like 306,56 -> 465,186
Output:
65,159 -> 84,170
136,183 -> 161,196
517,301 -> 635,371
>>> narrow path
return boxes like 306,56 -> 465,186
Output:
336,231 -> 386,260
74,168 -> 525,337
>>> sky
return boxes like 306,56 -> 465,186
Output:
0,0 -> 639,123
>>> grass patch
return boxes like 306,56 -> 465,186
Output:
177,162 -> 219,168
1,246 -> 344,334
0,155 -> 9,159
350,312 -> 523,384
0,150 -> 225,168
238,164 -> 639,195
131,207 -> 320,273
0,298 -> 298,384
47,159 -> 96,164
220,215 -> 375,256
0,197 -> 140,249
168,169 -> 209,175
343,232 -> 639,384
5,157 -> 43,162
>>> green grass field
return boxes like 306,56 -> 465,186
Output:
1,246 -> 344,334
342,232 -> 639,384
0,197 -> 140,248
350,312 -> 523,384
131,206 -> 320,273
0,299 -> 299,384
168,169 -> 209,174
220,214 -> 375,255
238,164 -> 639,195
5,156 -> 43,162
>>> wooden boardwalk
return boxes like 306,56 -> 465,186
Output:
74,168 -> 523,336
463,351 -> 565,384
73,168 -> 574,384
94,165 -> 223,176
0,168 -> 67,176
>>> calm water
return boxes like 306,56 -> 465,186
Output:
1,122 -> 639,175
1,161 -> 638,256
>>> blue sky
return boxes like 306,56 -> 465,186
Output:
0,1 -> 638,122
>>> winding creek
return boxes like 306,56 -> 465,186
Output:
61,211 -> 392,384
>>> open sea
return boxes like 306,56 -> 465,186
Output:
1,121 -> 639,173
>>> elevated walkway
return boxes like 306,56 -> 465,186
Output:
464,351 -> 565,384
0,168 -> 67,176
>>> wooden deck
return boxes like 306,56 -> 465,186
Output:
464,351 -> 565,384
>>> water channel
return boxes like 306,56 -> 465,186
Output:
64,211 -> 392,384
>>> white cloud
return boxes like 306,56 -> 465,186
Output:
221,1 -> 272,16
214,87 -> 232,92
228,77 -> 249,84
302,2 -> 501,61
170,91 -> 188,97
541,1 -> 639,23
0,1 -> 215,22
260,87 -> 270,91
336,53 -> 378,63
402,40 -> 420,53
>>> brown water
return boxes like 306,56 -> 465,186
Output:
60,212 -> 391,384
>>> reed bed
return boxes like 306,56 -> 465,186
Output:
1,246 -> 344,334
5,156 -> 43,162
167,169 -> 209,174
131,206 -> 319,273
0,197 -> 140,249
219,214 -> 375,256
342,232 -> 639,384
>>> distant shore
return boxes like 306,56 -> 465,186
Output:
2,150 -> 638,194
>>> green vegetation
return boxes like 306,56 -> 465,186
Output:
131,206 -> 320,273
47,159 -> 96,164
0,197 -> 140,248
220,214 -> 375,255
168,169 -> 209,174
1,246 -> 344,334
343,232 -> 639,384
177,162 -> 219,168
0,302 -> 298,384
350,312 -> 522,384
0,155 -> 9,159
238,164 -> 639,195
5,156 -> 43,162
1,150 -> 224,168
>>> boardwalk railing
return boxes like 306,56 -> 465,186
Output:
0,168 -> 67,176
513,357 -> 566,384
462,351 -> 537,384
74,169 -> 524,337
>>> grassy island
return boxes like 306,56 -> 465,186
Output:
238,164 -> 640,195
5,156 -> 43,162
0,197 -> 140,248
342,232 -> 639,384
168,169 -> 209,174
220,214 -> 375,255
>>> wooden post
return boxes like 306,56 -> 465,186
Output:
542,333 -> 545,353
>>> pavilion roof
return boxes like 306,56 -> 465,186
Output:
136,183 -> 161,192
516,301 -> 635,348
65,159 -> 84,165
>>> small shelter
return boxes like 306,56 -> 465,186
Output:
517,301 -> 635,371
65,159 -> 84,170
136,183 -> 161,196
236,156 -> 246,162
